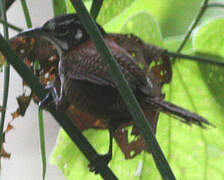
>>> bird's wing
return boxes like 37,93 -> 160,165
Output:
62,39 -> 149,92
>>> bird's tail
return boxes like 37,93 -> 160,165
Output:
146,97 -> 214,128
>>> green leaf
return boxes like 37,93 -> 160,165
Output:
104,0 -> 203,37
156,17 -> 224,180
120,11 -> 163,46
66,0 -> 93,13
158,58 -> 224,180
193,17 -> 224,57
164,36 -> 192,53
52,0 -> 67,16
96,0 -> 136,25
193,17 -> 224,108
51,129 -> 161,180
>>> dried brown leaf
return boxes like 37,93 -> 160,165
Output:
5,123 -> 13,133
11,110 -> 20,120
1,145 -> 11,159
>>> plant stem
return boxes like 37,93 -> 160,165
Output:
21,2 -> 47,177
20,0 -> 32,28
207,2 -> 224,8
71,1 -> 176,179
0,0 -> 10,165
0,19 -> 23,32
176,0 -> 209,53
38,108 -> 46,180
167,51 -> 224,67
90,0 -> 103,20
34,60 -> 47,180
0,33 -> 118,180
0,0 -> 16,16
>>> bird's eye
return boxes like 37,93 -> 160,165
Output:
55,25 -> 69,36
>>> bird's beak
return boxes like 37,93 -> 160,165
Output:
16,27 -> 45,38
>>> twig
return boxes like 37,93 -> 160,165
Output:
0,0 -> 17,16
176,0 -> 209,53
0,18 -> 23,32
38,108 -> 46,180
0,0 -> 10,166
71,0 -> 176,180
90,0 -> 103,20
207,2 -> 224,8
20,0 -> 32,28
167,51 -> 224,67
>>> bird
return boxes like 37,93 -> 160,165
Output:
16,13 -> 212,172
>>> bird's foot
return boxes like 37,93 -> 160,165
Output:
39,82 -> 58,108
88,154 -> 112,174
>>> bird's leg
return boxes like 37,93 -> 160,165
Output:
39,81 -> 58,108
39,75 -> 69,111
88,122 -> 115,174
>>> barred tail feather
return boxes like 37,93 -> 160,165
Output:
147,98 -> 214,128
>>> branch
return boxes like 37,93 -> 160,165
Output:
20,0 -> 32,28
0,0 -> 10,164
90,0 -> 103,20
71,0 -> 176,180
0,0 -> 17,16
0,34 -> 118,180
207,2 -> 224,8
167,51 -> 224,67
176,0 -> 209,53
0,19 -> 23,32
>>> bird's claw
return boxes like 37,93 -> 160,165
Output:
88,154 -> 112,174
39,82 -> 58,108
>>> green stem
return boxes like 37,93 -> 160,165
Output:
176,0 -> 209,53
38,108 -> 46,180
207,2 -> 224,8
21,2 -> 46,177
20,0 -> 32,28
71,1 -> 176,179
0,0 -> 16,16
0,34 -> 118,180
34,60 -> 47,180
0,19 -> 23,32
90,0 -> 103,20
167,51 -> 224,67
0,0 -> 10,164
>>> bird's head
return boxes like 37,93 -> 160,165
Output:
16,13 -> 105,54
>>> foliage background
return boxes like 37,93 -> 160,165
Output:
1,0 -> 224,179
51,0 -> 224,179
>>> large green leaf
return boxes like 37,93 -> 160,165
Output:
193,17 -> 224,109
96,0 -> 136,25
52,0 -> 67,16
104,0 -> 202,37
157,17 -> 224,180
120,11 -> 163,46
158,58 -> 224,180
50,3 -> 224,180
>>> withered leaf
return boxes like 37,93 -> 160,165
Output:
1,144 -> 11,159
5,123 -> 13,133
16,94 -> 32,116
11,110 -> 20,120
